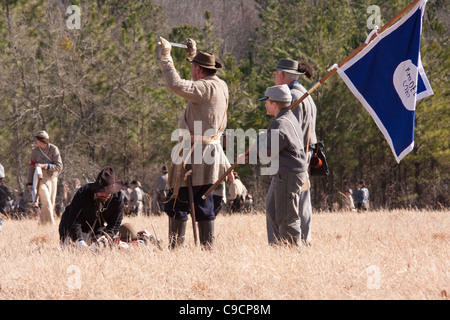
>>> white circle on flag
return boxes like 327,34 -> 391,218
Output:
393,60 -> 419,111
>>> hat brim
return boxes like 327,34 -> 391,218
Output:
188,59 -> 223,70
270,67 -> 302,75
90,180 -> 123,194
258,96 -> 269,102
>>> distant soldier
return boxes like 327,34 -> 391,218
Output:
27,130 -> 63,225
353,180 -> 370,211
342,188 -> 356,211
155,166 -> 169,212
121,182 -> 131,215
129,180 -> 144,216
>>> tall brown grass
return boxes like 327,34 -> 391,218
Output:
0,209 -> 448,300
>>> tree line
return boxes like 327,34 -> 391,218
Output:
0,0 -> 448,210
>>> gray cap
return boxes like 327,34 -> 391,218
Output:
258,84 -> 291,102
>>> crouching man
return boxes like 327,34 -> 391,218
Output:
59,166 -> 124,249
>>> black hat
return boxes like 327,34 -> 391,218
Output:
90,166 -> 123,194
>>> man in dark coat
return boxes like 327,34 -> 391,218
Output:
59,166 -> 124,248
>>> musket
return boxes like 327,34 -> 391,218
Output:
202,144 -> 255,200
201,0 -> 422,200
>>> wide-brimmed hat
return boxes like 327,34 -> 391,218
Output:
270,58 -> 303,75
118,223 -> 139,242
188,51 -> 222,70
90,166 -> 123,194
258,84 -> 291,102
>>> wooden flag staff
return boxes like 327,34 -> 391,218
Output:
202,0 -> 421,200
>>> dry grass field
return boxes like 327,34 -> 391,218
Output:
0,209 -> 448,300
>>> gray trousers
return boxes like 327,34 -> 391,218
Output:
299,150 -> 314,245
298,179 -> 312,245
266,171 -> 307,246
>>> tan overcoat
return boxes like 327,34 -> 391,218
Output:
160,59 -> 229,187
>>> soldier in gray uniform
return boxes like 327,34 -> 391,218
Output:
155,166 -> 168,212
258,85 -> 308,246
272,58 -> 317,245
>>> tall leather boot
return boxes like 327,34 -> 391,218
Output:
168,218 -> 187,249
198,220 -> 215,249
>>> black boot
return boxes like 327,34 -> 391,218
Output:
198,220 -> 215,249
168,218 -> 187,249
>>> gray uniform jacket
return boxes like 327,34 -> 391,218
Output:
260,108 -> 308,175
27,144 -> 63,184
290,81 -> 317,148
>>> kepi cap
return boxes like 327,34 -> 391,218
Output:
34,130 -> 49,140
258,84 -> 291,102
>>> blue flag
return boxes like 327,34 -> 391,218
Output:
337,0 -> 433,163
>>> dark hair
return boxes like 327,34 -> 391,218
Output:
298,61 -> 314,79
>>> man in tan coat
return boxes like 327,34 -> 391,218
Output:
159,37 -> 229,249
27,130 -> 63,224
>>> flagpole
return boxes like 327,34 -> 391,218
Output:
201,0 -> 422,200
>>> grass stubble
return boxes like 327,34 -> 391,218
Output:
0,209 -> 448,300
